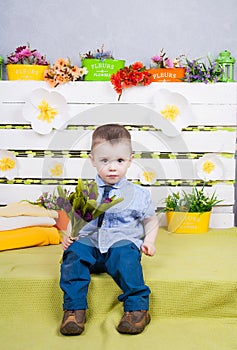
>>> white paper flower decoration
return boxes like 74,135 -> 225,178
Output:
0,150 -> 18,180
139,168 -> 157,185
150,89 -> 195,137
22,88 -> 70,135
196,154 -> 224,181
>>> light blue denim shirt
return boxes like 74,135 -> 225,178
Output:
79,175 -> 156,253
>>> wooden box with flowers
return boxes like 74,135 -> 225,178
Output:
148,49 -> 186,82
81,46 -> 125,81
6,43 -> 49,80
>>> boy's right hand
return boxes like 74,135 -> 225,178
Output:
62,235 -> 75,250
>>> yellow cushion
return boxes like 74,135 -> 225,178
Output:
0,226 -> 62,251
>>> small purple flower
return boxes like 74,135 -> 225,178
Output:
82,190 -> 88,197
63,201 -> 72,213
89,192 -> 96,200
103,198 -> 112,203
74,209 -> 82,219
56,196 -> 65,208
84,212 -> 93,222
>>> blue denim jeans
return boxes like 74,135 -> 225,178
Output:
60,238 -> 150,312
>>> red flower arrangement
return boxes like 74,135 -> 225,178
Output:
110,61 -> 152,100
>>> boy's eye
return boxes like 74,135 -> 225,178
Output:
117,159 -> 124,163
102,159 -> 108,163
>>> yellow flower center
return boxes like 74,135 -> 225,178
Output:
143,171 -> 156,183
160,104 -> 180,122
37,99 -> 58,123
50,163 -> 63,177
202,160 -> 215,174
0,157 -> 16,171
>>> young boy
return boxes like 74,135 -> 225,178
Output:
60,124 -> 158,335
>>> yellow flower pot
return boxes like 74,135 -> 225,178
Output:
166,211 -> 211,234
7,64 -> 48,80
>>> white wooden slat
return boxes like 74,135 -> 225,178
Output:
212,206 -> 235,213
0,129 -> 236,153
0,81 -> 236,104
1,103 -> 236,127
0,184 -> 234,206
158,212 -> 235,228
10,157 -> 236,181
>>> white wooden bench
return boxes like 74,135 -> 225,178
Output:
0,81 -> 236,228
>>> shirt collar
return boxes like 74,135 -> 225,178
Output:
96,175 -> 127,189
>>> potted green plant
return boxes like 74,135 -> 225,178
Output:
163,186 -> 222,233
6,43 -> 49,80
148,49 -> 186,82
80,45 -> 125,81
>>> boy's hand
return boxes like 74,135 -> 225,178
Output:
62,235 -> 75,251
141,242 -> 156,256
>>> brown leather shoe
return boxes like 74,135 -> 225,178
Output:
60,310 -> 86,336
117,310 -> 151,334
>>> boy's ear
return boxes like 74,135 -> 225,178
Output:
89,154 -> 95,167
128,153 -> 134,166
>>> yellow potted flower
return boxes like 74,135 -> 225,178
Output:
164,186 -> 222,233
6,43 -> 49,80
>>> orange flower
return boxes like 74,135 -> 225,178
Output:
131,61 -> 144,70
44,58 -> 87,88
110,62 -> 152,100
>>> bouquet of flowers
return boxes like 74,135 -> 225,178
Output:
57,179 -> 123,238
183,56 -> 224,83
31,189 -> 70,210
7,43 -> 48,65
150,49 -> 184,68
110,61 -> 152,101
80,44 -> 114,61
44,58 -> 88,88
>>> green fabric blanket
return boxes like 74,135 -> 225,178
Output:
0,227 -> 237,350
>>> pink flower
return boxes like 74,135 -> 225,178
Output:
7,43 -> 48,65
151,55 -> 163,63
164,58 -> 174,68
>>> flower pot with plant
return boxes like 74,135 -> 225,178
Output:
80,45 -> 125,81
6,43 -> 49,80
148,49 -> 186,82
28,189 -> 71,231
183,55 -> 224,83
164,186 -> 222,233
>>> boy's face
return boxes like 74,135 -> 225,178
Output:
90,140 -> 133,185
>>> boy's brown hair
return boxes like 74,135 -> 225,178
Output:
91,124 -> 132,151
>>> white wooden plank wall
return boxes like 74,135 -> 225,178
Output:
0,82 -> 236,228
